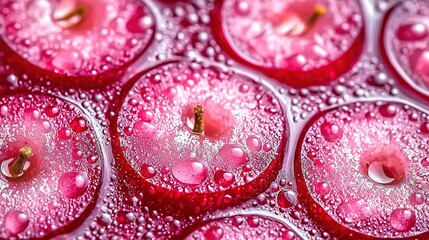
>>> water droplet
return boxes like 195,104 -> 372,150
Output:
421,157 -> 429,167
278,190 -> 297,208
314,182 -> 330,195
247,216 -> 260,227
4,210 -> 29,235
379,104 -> 397,118
336,199 -> 372,223
138,110 -> 154,122
214,170 -> 235,187
204,226 -> 224,240
133,121 -> 157,139
234,0 -> 250,15
287,54 -> 307,70
397,23 -> 428,41
1,106 -> 8,116
172,160 -> 208,185
140,164 -> 156,178
320,121 -> 343,142
263,143 -> 272,152
58,171 -> 89,199
390,208 -> 416,232
87,156 -> 98,164
117,211 -> 135,225
246,136 -> 262,152
70,116 -> 88,133
219,145 -> 248,166
44,105 -> 60,118
58,128 -> 72,140
409,192 -> 425,205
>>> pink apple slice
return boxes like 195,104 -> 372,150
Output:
212,0 -> 364,87
0,0 -> 155,87
112,61 -> 287,212
0,94 -> 102,238
296,101 -> 429,238
381,0 -> 429,99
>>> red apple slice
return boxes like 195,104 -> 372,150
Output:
296,101 -> 429,238
112,61 -> 287,213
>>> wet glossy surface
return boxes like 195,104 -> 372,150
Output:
1,0 -> 429,239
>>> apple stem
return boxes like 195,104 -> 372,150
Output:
306,5 -> 326,28
282,4 -> 326,36
9,147 -> 33,178
54,6 -> 87,22
193,105 -> 204,135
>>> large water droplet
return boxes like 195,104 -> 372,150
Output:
219,145 -> 248,166
133,121 -> 157,139
320,121 -> 343,142
379,104 -> 397,118
4,210 -> 29,235
336,199 -> 372,223
390,208 -> 416,232
70,116 -> 88,133
172,160 -> 208,185
277,190 -> 297,208
246,136 -> 262,152
314,182 -> 330,195
52,50 -> 81,71
204,226 -> 224,240
140,164 -> 156,178
58,171 -> 89,199
214,170 -> 235,187
396,23 -> 428,41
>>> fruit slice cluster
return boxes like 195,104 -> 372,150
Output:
112,61 -> 287,212
296,101 -> 429,238
0,94 -> 102,238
